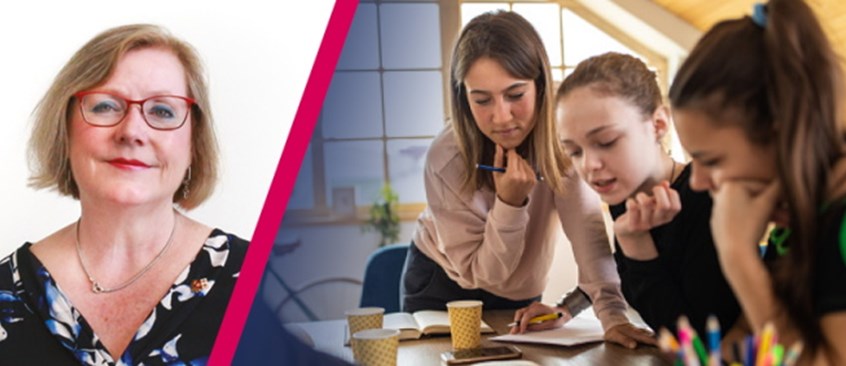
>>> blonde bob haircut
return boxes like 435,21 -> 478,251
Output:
451,11 -> 570,194
28,24 -> 218,210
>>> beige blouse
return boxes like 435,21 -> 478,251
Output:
413,125 -> 629,331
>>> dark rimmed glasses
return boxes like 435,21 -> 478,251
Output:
74,91 -> 196,131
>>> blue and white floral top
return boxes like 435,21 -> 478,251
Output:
0,229 -> 247,365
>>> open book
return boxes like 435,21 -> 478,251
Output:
345,310 -> 495,344
384,310 -> 495,340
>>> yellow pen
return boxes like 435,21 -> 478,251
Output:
756,323 -> 775,366
507,312 -> 564,327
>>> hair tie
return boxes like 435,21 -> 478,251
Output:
752,3 -> 768,28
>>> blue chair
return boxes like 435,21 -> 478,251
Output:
359,243 -> 410,313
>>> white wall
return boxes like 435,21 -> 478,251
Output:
0,0 -> 335,255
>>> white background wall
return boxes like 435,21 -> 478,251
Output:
0,0 -> 335,255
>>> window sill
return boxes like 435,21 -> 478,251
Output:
281,203 -> 426,226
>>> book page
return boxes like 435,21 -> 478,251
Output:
413,310 -> 494,335
490,311 -> 604,347
384,313 -> 423,340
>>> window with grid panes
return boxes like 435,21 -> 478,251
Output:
286,0 -> 444,219
286,0 -> 668,221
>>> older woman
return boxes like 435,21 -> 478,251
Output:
0,24 -> 247,364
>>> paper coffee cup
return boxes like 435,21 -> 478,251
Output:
447,300 -> 483,349
345,307 -> 385,336
351,328 -> 400,366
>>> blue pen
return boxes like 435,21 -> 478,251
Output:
706,315 -> 721,360
744,335 -> 755,366
476,164 -> 544,181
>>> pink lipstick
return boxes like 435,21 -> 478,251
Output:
107,158 -> 150,170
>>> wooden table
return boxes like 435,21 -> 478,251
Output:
287,310 -> 672,365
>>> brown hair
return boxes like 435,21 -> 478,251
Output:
558,52 -> 662,118
669,0 -> 846,349
450,11 -> 569,194
28,24 -> 218,210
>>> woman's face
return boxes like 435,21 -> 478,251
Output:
463,57 -> 537,150
68,47 -> 192,208
673,108 -> 777,194
557,87 -> 666,205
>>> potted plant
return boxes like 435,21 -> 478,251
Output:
363,184 -> 400,247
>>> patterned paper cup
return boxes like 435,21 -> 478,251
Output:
345,307 -> 385,336
351,328 -> 400,366
446,300 -> 483,349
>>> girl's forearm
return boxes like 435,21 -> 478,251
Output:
719,245 -> 800,344
616,232 -> 659,261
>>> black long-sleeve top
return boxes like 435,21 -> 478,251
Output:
610,164 -> 741,337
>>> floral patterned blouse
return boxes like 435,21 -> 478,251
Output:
0,229 -> 247,365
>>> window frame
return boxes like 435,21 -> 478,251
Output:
283,0 -> 669,226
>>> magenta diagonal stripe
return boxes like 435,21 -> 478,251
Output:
208,1 -> 359,364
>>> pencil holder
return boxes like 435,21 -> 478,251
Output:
659,316 -> 803,366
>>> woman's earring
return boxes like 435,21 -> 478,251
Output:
182,166 -> 192,200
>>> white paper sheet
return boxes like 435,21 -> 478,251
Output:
490,311 -> 605,347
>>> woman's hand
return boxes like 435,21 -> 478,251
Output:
709,179 -> 780,262
493,144 -> 537,207
604,323 -> 656,349
613,181 -> 681,260
510,301 -> 571,334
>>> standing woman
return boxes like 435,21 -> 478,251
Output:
0,24 -> 247,364
514,53 -> 742,340
670,0 -> 846,363
401,11 -> 653,347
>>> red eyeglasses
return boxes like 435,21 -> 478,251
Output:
74,91 -> 196,131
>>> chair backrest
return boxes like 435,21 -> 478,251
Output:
359,243 -> 410,313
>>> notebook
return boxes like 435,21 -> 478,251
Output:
490,310 -> 605,347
